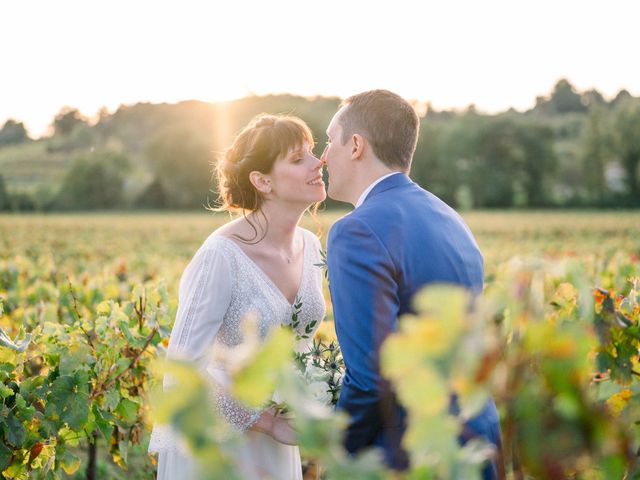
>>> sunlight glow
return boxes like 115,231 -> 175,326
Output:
1,0 -> 638,136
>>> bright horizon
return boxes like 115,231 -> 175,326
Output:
2,0 -> 639,137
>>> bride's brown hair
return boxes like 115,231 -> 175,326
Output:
213,114 -> 317,243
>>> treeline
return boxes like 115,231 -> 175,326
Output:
0,78 -> 638,211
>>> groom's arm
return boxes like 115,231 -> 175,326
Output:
327,216 -> 400,454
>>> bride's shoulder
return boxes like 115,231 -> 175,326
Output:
199,217 -> 246,248
199,230 -> 236,254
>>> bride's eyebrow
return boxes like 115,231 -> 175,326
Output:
288,148 -> 304,158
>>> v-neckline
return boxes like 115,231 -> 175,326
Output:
217,231 -> 306,308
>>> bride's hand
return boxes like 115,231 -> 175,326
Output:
269,414 -> 297,445
252,408 -> 297,445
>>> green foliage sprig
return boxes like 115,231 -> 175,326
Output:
0,262 -> 172,478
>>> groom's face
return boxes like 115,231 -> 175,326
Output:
322,107 -> 353,203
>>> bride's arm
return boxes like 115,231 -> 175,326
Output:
166,245 -> 232,365
166,245 -> 266,431
150,244 -> 234,453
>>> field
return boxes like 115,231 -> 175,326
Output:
1,210 -> 640,479
3,209 -> 638,271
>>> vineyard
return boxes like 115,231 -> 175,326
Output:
1,210 -> 639,479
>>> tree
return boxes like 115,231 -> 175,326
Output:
54,151 -> 130,209
581,89 -> 606,109
611,89 -> 632,107
512,120 -> 557,207
466,117 -> 519,207
145,127 -> 215,208
412,121 -> 451,204
430,114 -> 557,208
135,177 -> 167,208
0,119 -> 29,146
549,79 -> 587,114
413,111 -> 486,207
612,99 -> 640,201
52,107 -> 88,137
581,106 -> 611,203
0,175 -> 10,210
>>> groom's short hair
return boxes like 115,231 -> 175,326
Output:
339,90 -> 419,171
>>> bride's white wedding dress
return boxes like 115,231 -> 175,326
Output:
148,228 -> 326,479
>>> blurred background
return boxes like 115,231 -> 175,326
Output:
1,0 -> 639,212
2,2 -> 640,478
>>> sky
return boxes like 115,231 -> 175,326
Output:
1,0 -> 639,137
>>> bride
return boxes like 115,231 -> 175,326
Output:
148,114 -> 327,479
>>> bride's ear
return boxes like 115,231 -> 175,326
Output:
249,171 -> 272,195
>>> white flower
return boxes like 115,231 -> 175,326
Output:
305,365 -> 329,382
308,381 -> 332,405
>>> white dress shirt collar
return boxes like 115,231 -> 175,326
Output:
354,172 -> 403,208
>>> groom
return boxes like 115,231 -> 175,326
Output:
322,90 -> 502,478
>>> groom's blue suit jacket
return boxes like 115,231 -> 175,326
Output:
327,173 -> 500,474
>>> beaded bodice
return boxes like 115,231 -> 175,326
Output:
148,228 -> 325,453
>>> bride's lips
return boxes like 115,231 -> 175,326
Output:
306,176 -> 324,187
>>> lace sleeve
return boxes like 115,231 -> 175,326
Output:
149,243 -> 262,453
166,245 -> 231,363
204,366 -> 263,432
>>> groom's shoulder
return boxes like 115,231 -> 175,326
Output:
328,210 -> 371,241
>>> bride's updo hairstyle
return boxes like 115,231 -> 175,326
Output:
215,114 -> 314,213
214,114 -> 318,243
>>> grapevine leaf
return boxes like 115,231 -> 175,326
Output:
92,405 -> 114,441
45,373 -> 89,430
115,398 -> 138,424
6,412 -> 26,447
103,388 -> 120,411
58,448 -> 81,475
0,441 -> 11,472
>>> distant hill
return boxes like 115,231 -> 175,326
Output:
1,81 -> 638,210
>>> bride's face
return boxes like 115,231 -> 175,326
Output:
266,141 -> 326,206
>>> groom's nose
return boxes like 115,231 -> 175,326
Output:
320,144 -> 329,162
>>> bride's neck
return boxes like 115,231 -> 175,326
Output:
247,201 -> 304,248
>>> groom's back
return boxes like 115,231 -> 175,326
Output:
355,177 -> 483,314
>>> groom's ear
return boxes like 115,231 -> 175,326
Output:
351,134 -> 365,160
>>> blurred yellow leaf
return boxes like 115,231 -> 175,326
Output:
104,283 -> 120,299
96,301 -> 111,316
396,366 -> 449,417
315,320 -> 337,342
0,346 -> 17,363
555,282 -> 577,301
382,286 -> 471,377
606,389 -> 632,417
404,413 -> 459,467
413,285 -> 470,330
149,359 -> 206,425
232,327 -> 294,407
